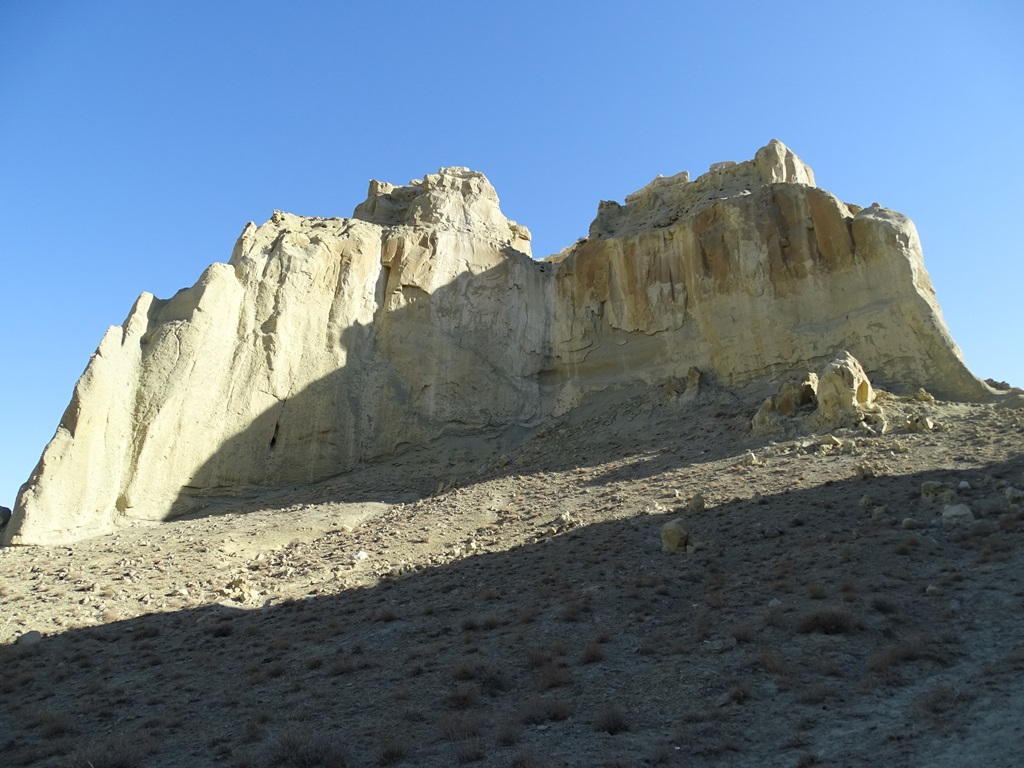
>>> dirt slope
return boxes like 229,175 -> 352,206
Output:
2,386 -> 1023,767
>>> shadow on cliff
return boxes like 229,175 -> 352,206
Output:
165,253 -> 764,525
5,455 -> 1024,766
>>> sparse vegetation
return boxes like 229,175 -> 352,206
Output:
795,606 -> 858,635
0,395 -> 1020,766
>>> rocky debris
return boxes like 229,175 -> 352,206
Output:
753,353 -> 884,434
4,141 -> 999,546
906,414 -> 938,432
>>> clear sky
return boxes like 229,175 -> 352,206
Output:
1,1 -> 1021,510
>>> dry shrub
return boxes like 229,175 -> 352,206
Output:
695,611 -> 712,641
593,703 -> 630,734
438,712 -> 484,742
451,662 -> 481,681
376,734 -> 409,766
525,647 -> 552,669
580,640 -> 604,664
479,668 -> 512,696
805,583 -> 827,600
446,684 -> 480,710
729,623 -> 755,643
916,684 -> 972,717
762,603 -> 785,627
869,633 -> 951,678
508,751 -> 550,768
728,682 -> 751,704
454,739 -> 486,764
63,735 -> 152,768
538,662 -> 571,689
893,539 -> 918,556
495,721 -> 520,746
519,694 -> 572,725
869,596 -> 898,615
263,731 -> 349,768
795,606 -> 857,635
757,651 -> 789,678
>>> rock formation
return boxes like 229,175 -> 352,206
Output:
4,140 -> 997,545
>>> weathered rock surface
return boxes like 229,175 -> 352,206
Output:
4,140 -> 998,545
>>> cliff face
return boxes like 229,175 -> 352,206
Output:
3,141 -> 990,545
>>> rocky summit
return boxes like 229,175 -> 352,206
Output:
2,140 -> 1010,546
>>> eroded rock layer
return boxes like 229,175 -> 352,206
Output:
4,141 -> 991,545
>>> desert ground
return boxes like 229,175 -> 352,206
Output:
2,381 -> 1023,767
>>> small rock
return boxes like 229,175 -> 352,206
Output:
958,481 -> 971,491
906,414 -> 937,432
660,518 -> 692,553
686,493 -> 706,514
925,584 -> 942,597
768,598 -> 783,610
941,504 -> 975,526
855,463 -> 876,479
704,636 -> 738,654
910,388 -> 936,403
16,630 -> 42,646
871,505 -> 889,520
901,517 -> 921,530
1005,487 -> 1024,504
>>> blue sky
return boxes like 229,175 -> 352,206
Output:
1,1 -> 1021,510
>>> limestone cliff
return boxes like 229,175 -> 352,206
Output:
3,141 -> 993,545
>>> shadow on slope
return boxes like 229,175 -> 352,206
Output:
168,333 -> 764,525
5,456 -> 1024,767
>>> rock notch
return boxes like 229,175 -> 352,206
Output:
4,140 -> 997,545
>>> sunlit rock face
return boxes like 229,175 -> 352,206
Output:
4,142 -> 989,545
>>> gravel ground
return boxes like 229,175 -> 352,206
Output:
2,383 -> 1023,767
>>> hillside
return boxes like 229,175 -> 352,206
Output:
2,384 -> 1023,767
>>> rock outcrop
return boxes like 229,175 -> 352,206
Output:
4,140 -> 996,545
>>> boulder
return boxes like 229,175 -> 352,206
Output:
812,352 -> 879,428
3,141 -> 996,545
660,518 -> 693,553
